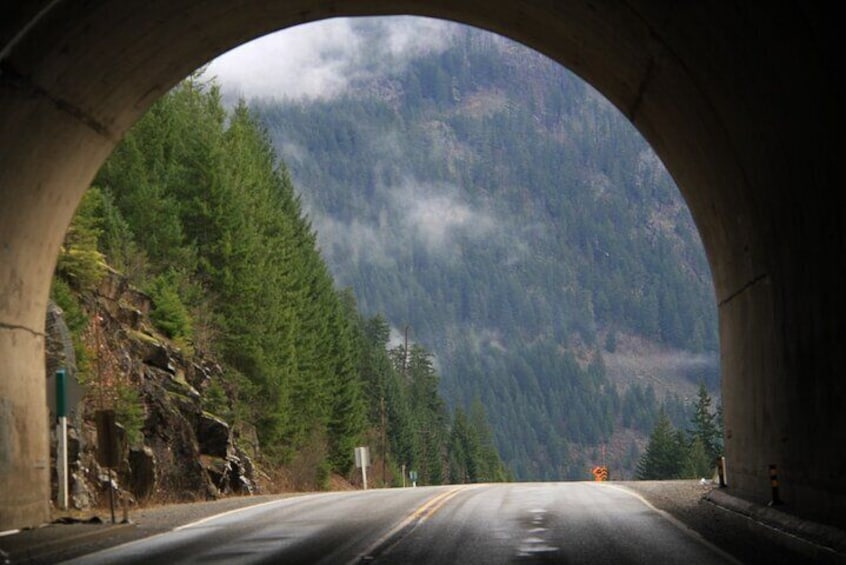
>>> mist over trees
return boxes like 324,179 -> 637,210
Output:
246,20 -> 720,479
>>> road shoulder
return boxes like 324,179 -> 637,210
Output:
618,480 -> 846,565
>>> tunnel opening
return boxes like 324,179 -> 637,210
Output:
42,15 -> 720,517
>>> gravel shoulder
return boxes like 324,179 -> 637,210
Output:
618,480 -> 846,565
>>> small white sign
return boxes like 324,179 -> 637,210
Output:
354,446 -> 370,468
354,446 -> 370,490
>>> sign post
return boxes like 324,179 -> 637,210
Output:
47,367 -> 86,512
96,410 -> 120,523
354,446 -> 370,490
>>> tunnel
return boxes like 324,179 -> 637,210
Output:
1,1 -> 843,531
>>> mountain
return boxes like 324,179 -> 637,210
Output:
248,20 -> 719,480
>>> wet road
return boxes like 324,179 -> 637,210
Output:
62,482 -> 738,564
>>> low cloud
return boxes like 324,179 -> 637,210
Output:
305,178 -> 499,268
310,214 -> 394,270
390,180 -> 497,252
302,174 -> 537,275
203,16 -> 458,102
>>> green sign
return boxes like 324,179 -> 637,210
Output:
46,368 -> 86,421
55,369 -> 66,418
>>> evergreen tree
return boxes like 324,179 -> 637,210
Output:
56,187 -> 107,290
326,290 -> 367,474
468,398 -> 511,482
404,345 -> 448,485
684,436 -> 713,479
635,410 -> 687,480
447,407 -> 476,483
689,383 -> 722,462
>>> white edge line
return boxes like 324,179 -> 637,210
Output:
0,529 -> 21,538
170,490 -> 352,532
172,497 -> 293,531
603,483 -> 743,565
59,495 -> 316,563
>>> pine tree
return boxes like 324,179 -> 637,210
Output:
448,407 -> 474,483
326,290 -> 367,474
405,345 -> 447,485
636,409 -> 687,480
684,436 -> 713,479
689,382 -> 722,461
56,188 -> 107,290
468,398 -> 510,482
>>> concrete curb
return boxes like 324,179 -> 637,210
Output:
705,488 -> 846,558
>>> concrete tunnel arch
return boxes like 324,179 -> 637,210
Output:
0,1 -> 843,530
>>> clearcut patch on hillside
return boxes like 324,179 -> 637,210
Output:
603,332 -> 719,402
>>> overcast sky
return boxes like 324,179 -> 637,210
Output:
202,16 -> 460,102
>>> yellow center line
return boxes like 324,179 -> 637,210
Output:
409,486 -> 464,522
349,485 -> 474,564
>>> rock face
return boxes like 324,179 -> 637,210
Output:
46,270 -> 260,511
46,301 -> 77,386
128,446 -> 157,500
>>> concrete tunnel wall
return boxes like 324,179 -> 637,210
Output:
1,1 -> 843,530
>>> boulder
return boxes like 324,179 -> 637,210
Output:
70,471 -> 95,510
144,342 -> 175,374
234,421 -> 260,461
198,413 -> 231,458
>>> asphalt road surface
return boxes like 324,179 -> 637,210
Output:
60,482 -> 738,564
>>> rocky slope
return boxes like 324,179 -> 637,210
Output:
45,270 -> 262,512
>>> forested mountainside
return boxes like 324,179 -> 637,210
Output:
248,20 -> 720,480
51,78 -> 509,508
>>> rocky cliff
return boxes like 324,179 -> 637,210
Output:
46,270 -> 263,512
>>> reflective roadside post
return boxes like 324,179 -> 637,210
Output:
769,464 -> 783,506
716,456 -> 727,487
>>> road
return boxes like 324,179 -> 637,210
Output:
60,482 -> 737,564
